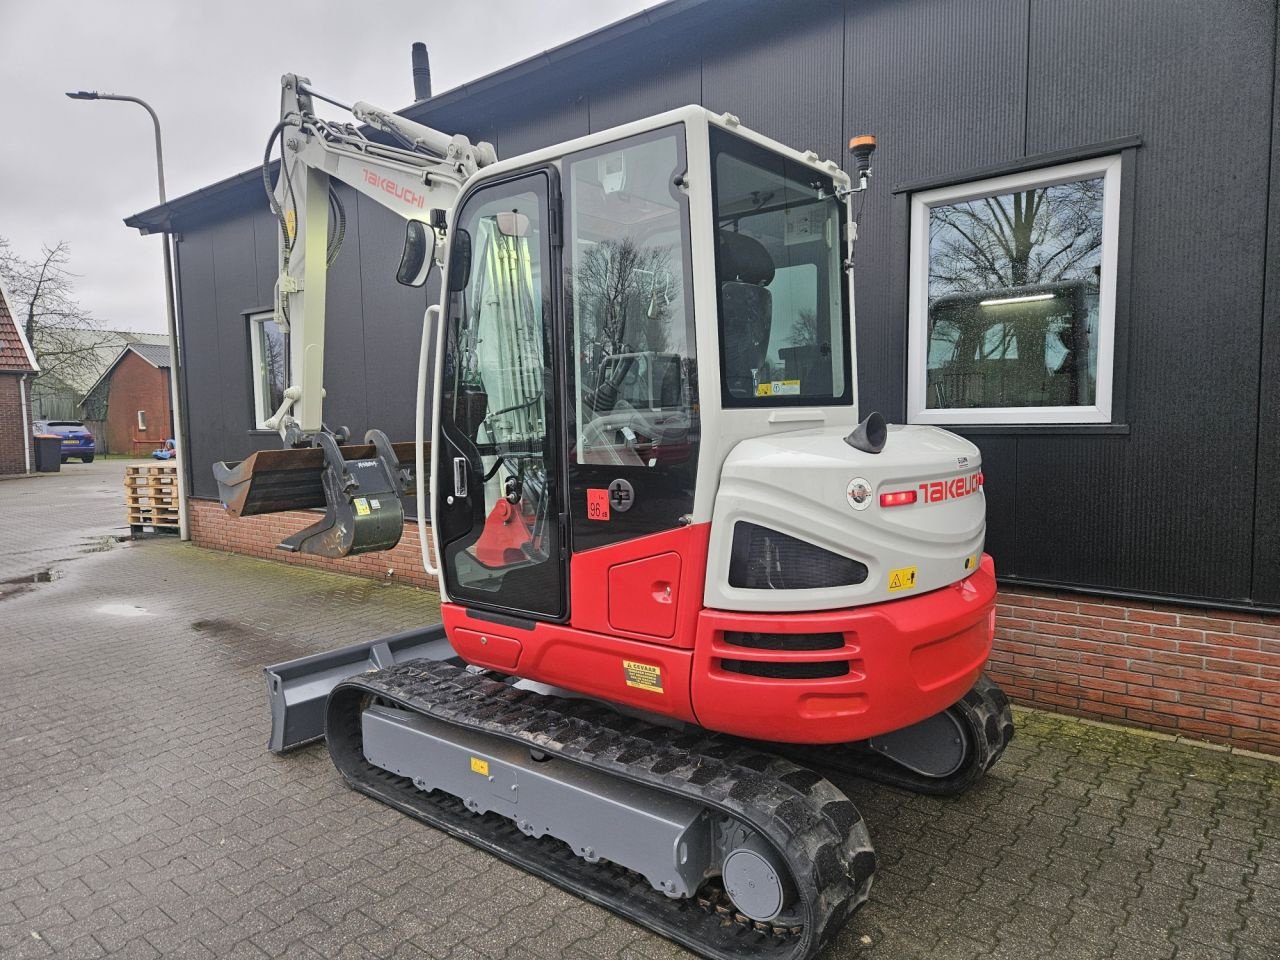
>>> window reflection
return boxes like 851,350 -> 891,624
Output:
566,133 -> 696,468
926,176 -> 1104,409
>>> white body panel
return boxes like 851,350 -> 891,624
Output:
704,425 -> 985,612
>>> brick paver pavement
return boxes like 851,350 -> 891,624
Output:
1,463 -> 1278,959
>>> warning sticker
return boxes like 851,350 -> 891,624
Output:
586,488 -> 611,521
963,553 -> 979,572
623,660 -> 664,693
353,497 -> 370,517
755,380 -> 802,397
469,756 -> 490,776
887,565 -> 918,592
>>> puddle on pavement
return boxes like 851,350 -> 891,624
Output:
80,534 -> 132,554
190,617 -> 307,665
191,618 -> 253,640
0,568 -> 62,601
96,602 -> 152,617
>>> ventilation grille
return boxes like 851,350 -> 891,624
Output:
728,523 -> 868,590
723,631 -> 845,651
720,659 -> 850,679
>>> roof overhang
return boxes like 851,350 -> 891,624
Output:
0,272 -> 39,373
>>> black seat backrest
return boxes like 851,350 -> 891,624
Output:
718,231 -> 775,398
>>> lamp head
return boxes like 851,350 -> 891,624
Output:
65,90 -> 99,100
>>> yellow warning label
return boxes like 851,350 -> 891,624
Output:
469,756 -> 489,776
285,208 -> 296,241
623,660 -> 664,693
887,565 -> 918,592
353,497 -> 370,516
964,553 -> 979,572
755,380 -> 801,397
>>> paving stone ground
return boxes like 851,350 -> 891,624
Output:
2,461 -> 1279,959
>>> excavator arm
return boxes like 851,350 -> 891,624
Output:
213,74 -> 496,558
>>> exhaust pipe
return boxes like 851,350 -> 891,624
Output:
411,42 -> 432,101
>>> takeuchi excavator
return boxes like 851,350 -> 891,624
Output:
214,68 -> 1014,960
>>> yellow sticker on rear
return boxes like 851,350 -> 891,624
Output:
887,565 -> 918,592
964,553 -> 979,572
470,756 -> 489,776
755,380 -> 801,397
623,660 -> 664,693
353,497 -> 370,516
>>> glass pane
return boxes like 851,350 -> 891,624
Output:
710,129 -> 849,405
566,133 -> 696,469
442,188 -> 557,604
926,176 -> 1105,409
257,318 -> 286,422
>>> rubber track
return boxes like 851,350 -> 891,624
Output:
789,673 -> 1015,797
326,660 -> 876,960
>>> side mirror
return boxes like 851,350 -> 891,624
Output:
396,221 -> 436,287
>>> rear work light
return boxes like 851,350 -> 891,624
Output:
879,489 -> 917,507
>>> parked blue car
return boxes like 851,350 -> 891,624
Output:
34,420 -> 96,463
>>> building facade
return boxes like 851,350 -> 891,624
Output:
81,343 -> 173,456
0,279 -> 38,475
127,0 -> 1280,752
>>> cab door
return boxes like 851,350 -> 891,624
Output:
434,170 -> 565,619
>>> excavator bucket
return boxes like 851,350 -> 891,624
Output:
213,431 -> 427,559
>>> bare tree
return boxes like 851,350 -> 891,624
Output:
928,178 -> 1105,296
571,238 -> 675,362
0,237 -> 113,388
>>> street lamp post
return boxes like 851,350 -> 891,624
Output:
66,90 -> 190,541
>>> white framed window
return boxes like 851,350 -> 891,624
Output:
136,409 -> 147,432
248,311 -> 287,429
907,155 -> 1122,425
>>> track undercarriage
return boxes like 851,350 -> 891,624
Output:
312,655 -> 1013,960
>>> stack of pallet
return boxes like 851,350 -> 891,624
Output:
125,464 -> 180,535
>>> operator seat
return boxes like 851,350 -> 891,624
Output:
718,231 -> 774,398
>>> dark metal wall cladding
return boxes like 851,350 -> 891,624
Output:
1014,0 -> 1276,603
1256,19 -> 1280,606
169,0 -> 1280,605
843,0 -> 1029,422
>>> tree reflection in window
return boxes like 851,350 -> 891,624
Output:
926,176 -> 1104,410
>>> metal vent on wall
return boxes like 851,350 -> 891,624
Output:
728,522 -> 868,590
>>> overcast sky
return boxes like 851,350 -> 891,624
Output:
0,0 -> 657,333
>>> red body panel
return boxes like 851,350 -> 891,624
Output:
691,555 -> 997,743
569,525 -> 710,649
441,522 -> 997,745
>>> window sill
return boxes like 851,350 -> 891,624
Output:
939,423 -> 1130,437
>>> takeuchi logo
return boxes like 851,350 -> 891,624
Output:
918,472 -> 982,504
362,169 -> 426,208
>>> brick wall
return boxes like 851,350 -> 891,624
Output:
105,353 -> 173,456
990,587 -> 1280,755
0,374 -> 33,475
189,498 -> 437,589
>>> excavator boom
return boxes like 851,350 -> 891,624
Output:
213,74 -> 495,557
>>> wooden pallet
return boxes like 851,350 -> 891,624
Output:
126,464 -> 180,533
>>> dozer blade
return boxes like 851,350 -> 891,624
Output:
264,624 -> 453,753
211,432 -> 428,558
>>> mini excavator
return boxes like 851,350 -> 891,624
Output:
214,69 -> 1014,960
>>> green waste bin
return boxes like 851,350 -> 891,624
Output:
34,435 -> 61,473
